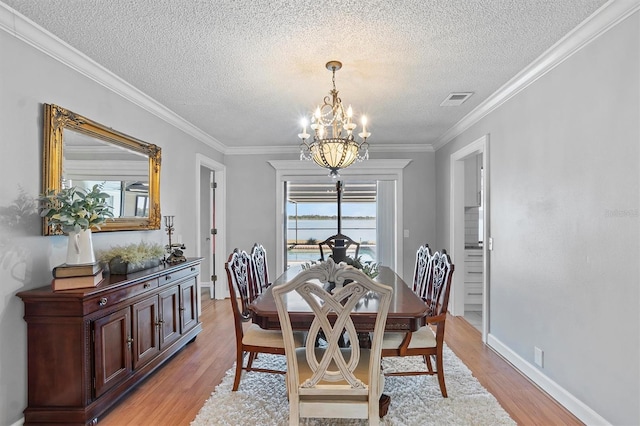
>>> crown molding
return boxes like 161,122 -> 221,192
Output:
433,0 -> 640,151
0,3 -> 227,154
225,143 -> 433,156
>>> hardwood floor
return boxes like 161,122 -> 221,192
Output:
99,295 -> 583,425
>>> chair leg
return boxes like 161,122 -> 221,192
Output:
436,349 -> 447,397
289,395 -> 300,426
232,350 -> 244,391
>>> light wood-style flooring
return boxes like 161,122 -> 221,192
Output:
99,295 -> 583,425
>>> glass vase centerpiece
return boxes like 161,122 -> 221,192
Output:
39,184 -> 114,265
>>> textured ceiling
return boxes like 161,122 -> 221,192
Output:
3,0 -> 608,150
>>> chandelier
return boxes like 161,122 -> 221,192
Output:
298,61 -> 370,178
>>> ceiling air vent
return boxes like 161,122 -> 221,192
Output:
440,92 -> 473,107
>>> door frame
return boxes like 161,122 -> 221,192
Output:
195,154 -> 226,304
450,134 -> 489,341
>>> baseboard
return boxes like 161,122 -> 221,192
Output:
10,418 -> 23,426
487,333 -> 610,425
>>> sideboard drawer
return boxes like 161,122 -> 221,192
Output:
89,278 -> 159,311
160,264 -> 200,287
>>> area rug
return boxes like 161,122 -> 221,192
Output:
191,345 -> 515,425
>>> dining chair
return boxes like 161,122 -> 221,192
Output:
318,233 -> 361,263
412,244 -> 433,300
381,250 -> 454,397
250,242 -> 270,301
272,259 -> 393,425
225,248 -> 303,391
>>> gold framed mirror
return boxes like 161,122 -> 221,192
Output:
42,104 -> 161,235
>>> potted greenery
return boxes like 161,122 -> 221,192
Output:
98,241 -> 165,275
39,184 -> 113,265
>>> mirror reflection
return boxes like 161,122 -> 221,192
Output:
63,130 -> 149,218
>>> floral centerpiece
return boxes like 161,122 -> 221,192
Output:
39,184 -> 113,265
302,255 -> 379,280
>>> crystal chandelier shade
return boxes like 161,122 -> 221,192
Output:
298,61 -> 370,177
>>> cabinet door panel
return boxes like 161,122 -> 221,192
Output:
93,307 -> 132,398
180,279 -> 198,333
159,286 -> 180,348
132,296 -> 160,369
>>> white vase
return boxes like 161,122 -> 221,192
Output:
66,229 -> 96,265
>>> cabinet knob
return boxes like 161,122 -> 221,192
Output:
165,275 -> 171,280
191,267 -> 196,271
98,297 -> 108,306
126,336 -> 134,348
143,282 -> 151,289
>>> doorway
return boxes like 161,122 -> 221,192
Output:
195,155 -> 226,314
450,135 -> 489,341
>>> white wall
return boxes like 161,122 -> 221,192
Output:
435,11 -> 639,425
0,24 -> 223,425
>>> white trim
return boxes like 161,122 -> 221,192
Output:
487,333 -> 611,426
9,418 -> 22,426
434,0 -> 640,150
450,135 -> 488,342
269,159 -> 411,278
195,154 -> 226,303
0,3 -> 226,154
225,144 -> 434,156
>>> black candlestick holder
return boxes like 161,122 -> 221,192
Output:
164,215 -> 186,264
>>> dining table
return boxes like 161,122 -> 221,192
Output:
249,265 -> 429,333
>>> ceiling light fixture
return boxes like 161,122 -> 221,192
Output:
298,61 -> 370,178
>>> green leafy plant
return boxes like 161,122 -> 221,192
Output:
38,184 -> 113,233
98,241 -> 165,267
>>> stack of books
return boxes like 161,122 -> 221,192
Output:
51,262 -> 104,291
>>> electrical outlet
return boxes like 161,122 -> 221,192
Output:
534,346 -> 544,367
488,237 -> 493,251
403,229 -> 409,238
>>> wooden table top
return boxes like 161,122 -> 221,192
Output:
249,266 -> 429,332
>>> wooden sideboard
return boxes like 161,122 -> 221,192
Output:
17,258 -> 203,425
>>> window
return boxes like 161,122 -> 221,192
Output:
286,182 -> 376,269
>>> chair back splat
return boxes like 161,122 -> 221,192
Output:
225,248 -> 254,319
250,243 -> 270,300
424,250 -> 454,318
318,233 -> 360,263
412,244 -> 433,299
273,259 -> 392,425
